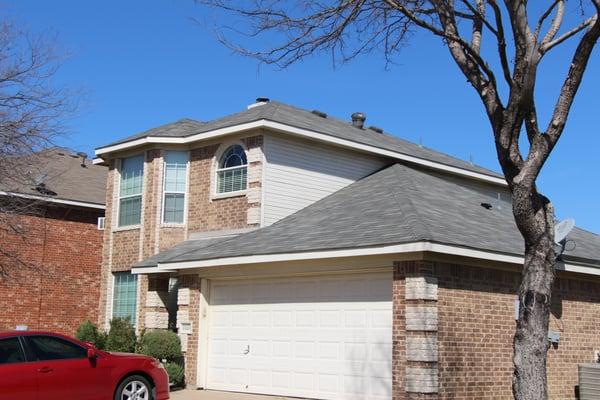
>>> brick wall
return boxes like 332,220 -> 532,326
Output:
187,135 -> 263,231
177,274 -> 201,386
400,260 -> 600,400
100,134 -> 263,339
0,204 -> 103,335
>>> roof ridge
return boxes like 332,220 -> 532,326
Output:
388,164 -> 433,241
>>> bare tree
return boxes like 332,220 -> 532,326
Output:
196,1 -> 599,399
0,19 -> 73,279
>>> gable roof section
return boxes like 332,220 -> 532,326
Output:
97,101 -> 504,183
138,163 -> 600,271
0,147 -> 107,208
106,118 -> 205,146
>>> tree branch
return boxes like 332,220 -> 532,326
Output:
541,14 -> 598,53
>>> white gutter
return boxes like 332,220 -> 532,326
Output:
95,119 -> 507,186
0,191 -> 106,210
153,241 -> 600,276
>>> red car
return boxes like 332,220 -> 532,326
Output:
0,331 -> 169,400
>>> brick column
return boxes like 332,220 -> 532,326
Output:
395,260 -> 439,399
178,274 -> 201,387
143,276 -> 169,330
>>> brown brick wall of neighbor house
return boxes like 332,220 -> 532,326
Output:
0,205 -> 103,335
432,261 -> 600,400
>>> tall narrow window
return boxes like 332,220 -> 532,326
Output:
163,151 -> 187,224
216,145 -> 247,194
118,155 -> 144,226
112,272 -> 138,324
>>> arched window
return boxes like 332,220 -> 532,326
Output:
216,145 -> 247,194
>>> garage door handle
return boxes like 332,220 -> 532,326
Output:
243,345 -> 250,355
38,366 -> 53,373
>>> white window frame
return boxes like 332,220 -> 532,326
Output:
213,143 -> 248,197
161,150 -> 189,225
117,154 -> 145,228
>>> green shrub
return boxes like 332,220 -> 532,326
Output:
105,317 -> 136,353
138,330 -> 181,361
75,320 -> 106,350
165,362 -> 185,387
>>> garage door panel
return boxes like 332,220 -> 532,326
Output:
206,272 -> 392,400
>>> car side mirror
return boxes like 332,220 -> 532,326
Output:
87,348 -> 97,359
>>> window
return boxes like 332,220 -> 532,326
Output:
0,338 -> 25,364
112,272 -> 138,324
119,155 -> 144,227
216,145 -> 247,194
26,336 -> 86,361
163,151 -> 187,223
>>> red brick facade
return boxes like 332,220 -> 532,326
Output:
0,204 -> 104,336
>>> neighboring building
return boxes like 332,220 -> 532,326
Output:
94,99 -> 600,400
0,148 -> 107,335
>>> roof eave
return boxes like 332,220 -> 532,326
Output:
0,191 -> 106,210
144,241 -> 600,277
96,119 -> 507,187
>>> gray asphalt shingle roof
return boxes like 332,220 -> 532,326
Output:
137,163 -> 600,268
0,147 -> 107,206
101,101 -> 501,179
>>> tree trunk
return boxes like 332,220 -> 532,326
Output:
512,226 -> 556,400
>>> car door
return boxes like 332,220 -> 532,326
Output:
23,335 -> 109,400
0,336 -> 37,400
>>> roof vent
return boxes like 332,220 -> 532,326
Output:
351,112 -> 366,129
311,110 -> 327,118
480,202 -> 493,210
247,97 -> 270,109
77,152 -> 88,167
368,126 -> 384,134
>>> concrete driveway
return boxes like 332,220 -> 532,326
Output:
170,389 -> 309,400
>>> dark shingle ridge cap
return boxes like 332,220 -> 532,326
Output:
388,164 -> 432,241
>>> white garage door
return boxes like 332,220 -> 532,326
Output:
205,272 -> 392,400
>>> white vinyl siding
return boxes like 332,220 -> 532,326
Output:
263,135 -> 386,225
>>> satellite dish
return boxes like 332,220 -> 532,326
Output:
554,219 -> 575,244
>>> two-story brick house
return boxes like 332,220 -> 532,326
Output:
94,99 -> 600,400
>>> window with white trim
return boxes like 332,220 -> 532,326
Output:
216,145 -> 247,194
112,272 -> 138,324
118,155 -> 144,227
162,151 -> 187,224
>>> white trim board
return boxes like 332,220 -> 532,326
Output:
0,191 -> 105,210
154,241 -> 600,277
95,119 -> 506,186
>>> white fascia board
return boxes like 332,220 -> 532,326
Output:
95,119 -> 507,186
155,241 -> 600,277
131,266 -> 176,274
0,191 -> 105,210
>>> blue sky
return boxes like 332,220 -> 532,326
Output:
9,0 -> 600,232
